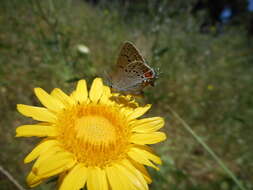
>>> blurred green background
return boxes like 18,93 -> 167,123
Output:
0,0 -> 253,189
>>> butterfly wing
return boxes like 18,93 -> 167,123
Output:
116,42 -> 145,69
110,42 -> 156,95
111,61 -> 156,94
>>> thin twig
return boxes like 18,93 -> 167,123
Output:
0,165 -> 26,190
167,106 -> 246,190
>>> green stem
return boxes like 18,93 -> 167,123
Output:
167,106 -> 246,190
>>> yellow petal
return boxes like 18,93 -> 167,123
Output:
127,160 -> 152,184
100,86 -> 113,105
116,162 -> 148,190
89,78 -> 103,103
59,164 -> 88,190
130,132 -> 166,145
16,124 -> 58,137
136,145 -> 158,158
51,88 -> 75,106
33,152 -> 76,178
131,117 -> 165,133
120,107 -> 132,116
27,171 -> 43,187
121,159 -> 149,187
106,165 -> 130,190
34,88 -> 65,112
32,146 -> 64,171
87,167 -> 108,190
131,146 -> 162,165
57,172 -> 67,189
24,139 -> 59,163
17,104 -> 56,122
127,104 -> 151,121
128,147 -> 159,170
107,163 -> 142,190
72,80 -> 88,103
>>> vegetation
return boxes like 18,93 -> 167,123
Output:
0,0 -> 252,189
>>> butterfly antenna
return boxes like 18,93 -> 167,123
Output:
155,67 -> 162,79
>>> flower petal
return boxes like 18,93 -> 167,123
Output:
121,159 -> 150,186
59,164 -> 88,190
128,147 -> 159,170
89,78 -> 103,103
32,146 -> 64,170
100,86 -> 113,105
72,80 -> 88,103
27,171 -> 43,187
24,139 -> 59,163
116,162 -> 148,190
87,167 -> 108,190
131,146 -> 162,165
34,88 -> 65,112
130,132 -> 167,145
131,117 -> 165,133
17,104 -> 57,122
51,88 -> 75,106
106,165 -> 131,190
16,124 -> 58,137
126,104 -> 151,121
127,160 -> 152,184
33,152 -> 76,178
57,172 -> 67,189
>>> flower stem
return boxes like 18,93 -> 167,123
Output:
167,106 -> 246,190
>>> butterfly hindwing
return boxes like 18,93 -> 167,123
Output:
110,42 -> 156,95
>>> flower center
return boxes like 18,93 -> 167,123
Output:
75,116 -> 116,144
57,104 -> 130,167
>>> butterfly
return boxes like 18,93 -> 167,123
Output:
108,42 -> 157,95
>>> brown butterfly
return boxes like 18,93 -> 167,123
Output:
109,42 -> 157,95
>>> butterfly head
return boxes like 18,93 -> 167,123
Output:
142,66 -> 159,87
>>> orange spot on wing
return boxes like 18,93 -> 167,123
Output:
144,70 -> 154,78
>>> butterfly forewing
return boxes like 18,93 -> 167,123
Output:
116,42 -> 145,68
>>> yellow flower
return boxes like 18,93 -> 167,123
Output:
16,78 -> 166,190
207,84 -> 214,91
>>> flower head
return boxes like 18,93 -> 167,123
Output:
77,44 -> 90,54
16,78 -> 166,190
